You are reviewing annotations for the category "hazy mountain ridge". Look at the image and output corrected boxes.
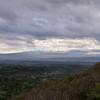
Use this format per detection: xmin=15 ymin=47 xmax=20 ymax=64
xmin=0 ymin=52 xmax=100 ymax=62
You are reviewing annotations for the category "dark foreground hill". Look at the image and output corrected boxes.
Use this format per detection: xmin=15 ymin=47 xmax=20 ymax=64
xmin=14 ymin=62 xmax=100 ymax=100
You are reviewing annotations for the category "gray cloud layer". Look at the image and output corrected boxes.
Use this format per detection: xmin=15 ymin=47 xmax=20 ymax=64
xmin=0 ymin=0 xmax=100 ymax=39
xmin=0 ymin=0 xmax=100 ymax=55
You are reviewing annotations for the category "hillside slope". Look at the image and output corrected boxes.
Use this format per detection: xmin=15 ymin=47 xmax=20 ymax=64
xmin=14 ymin=62 xmax=100 ymax=100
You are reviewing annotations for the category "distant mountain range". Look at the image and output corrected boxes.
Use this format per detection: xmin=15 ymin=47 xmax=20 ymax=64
xmin=0 ymin=51 xmax=100 ymax=63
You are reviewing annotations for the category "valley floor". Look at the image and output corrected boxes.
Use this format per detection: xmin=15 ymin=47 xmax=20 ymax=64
xmin=14 ymin=62 xmax=100 ymax=100
xmin=0 ymin=62 xmax=99 ymax=100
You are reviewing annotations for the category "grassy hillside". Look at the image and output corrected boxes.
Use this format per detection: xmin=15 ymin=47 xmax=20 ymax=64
xmin=14 ymin=62 xmax=100 ymax=100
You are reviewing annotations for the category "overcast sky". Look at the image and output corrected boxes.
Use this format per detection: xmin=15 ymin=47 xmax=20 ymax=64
xmin=0 ymin=0 xmax=100 ymax=57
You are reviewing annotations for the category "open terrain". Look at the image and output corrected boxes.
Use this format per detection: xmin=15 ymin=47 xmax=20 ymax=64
xmin=0 ymin=61 xmax=98 ymax=100
xmin=0 ymin=61 xmax=93 ymax=100
xmin=14 ymin=62 xmax=100 ymax=100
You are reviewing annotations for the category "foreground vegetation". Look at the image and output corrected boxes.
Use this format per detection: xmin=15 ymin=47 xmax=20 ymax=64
xmin=0 ymin=62 xmax=88 ymax=100
xmin=14 ymin=62 xmax=100 ymax=100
